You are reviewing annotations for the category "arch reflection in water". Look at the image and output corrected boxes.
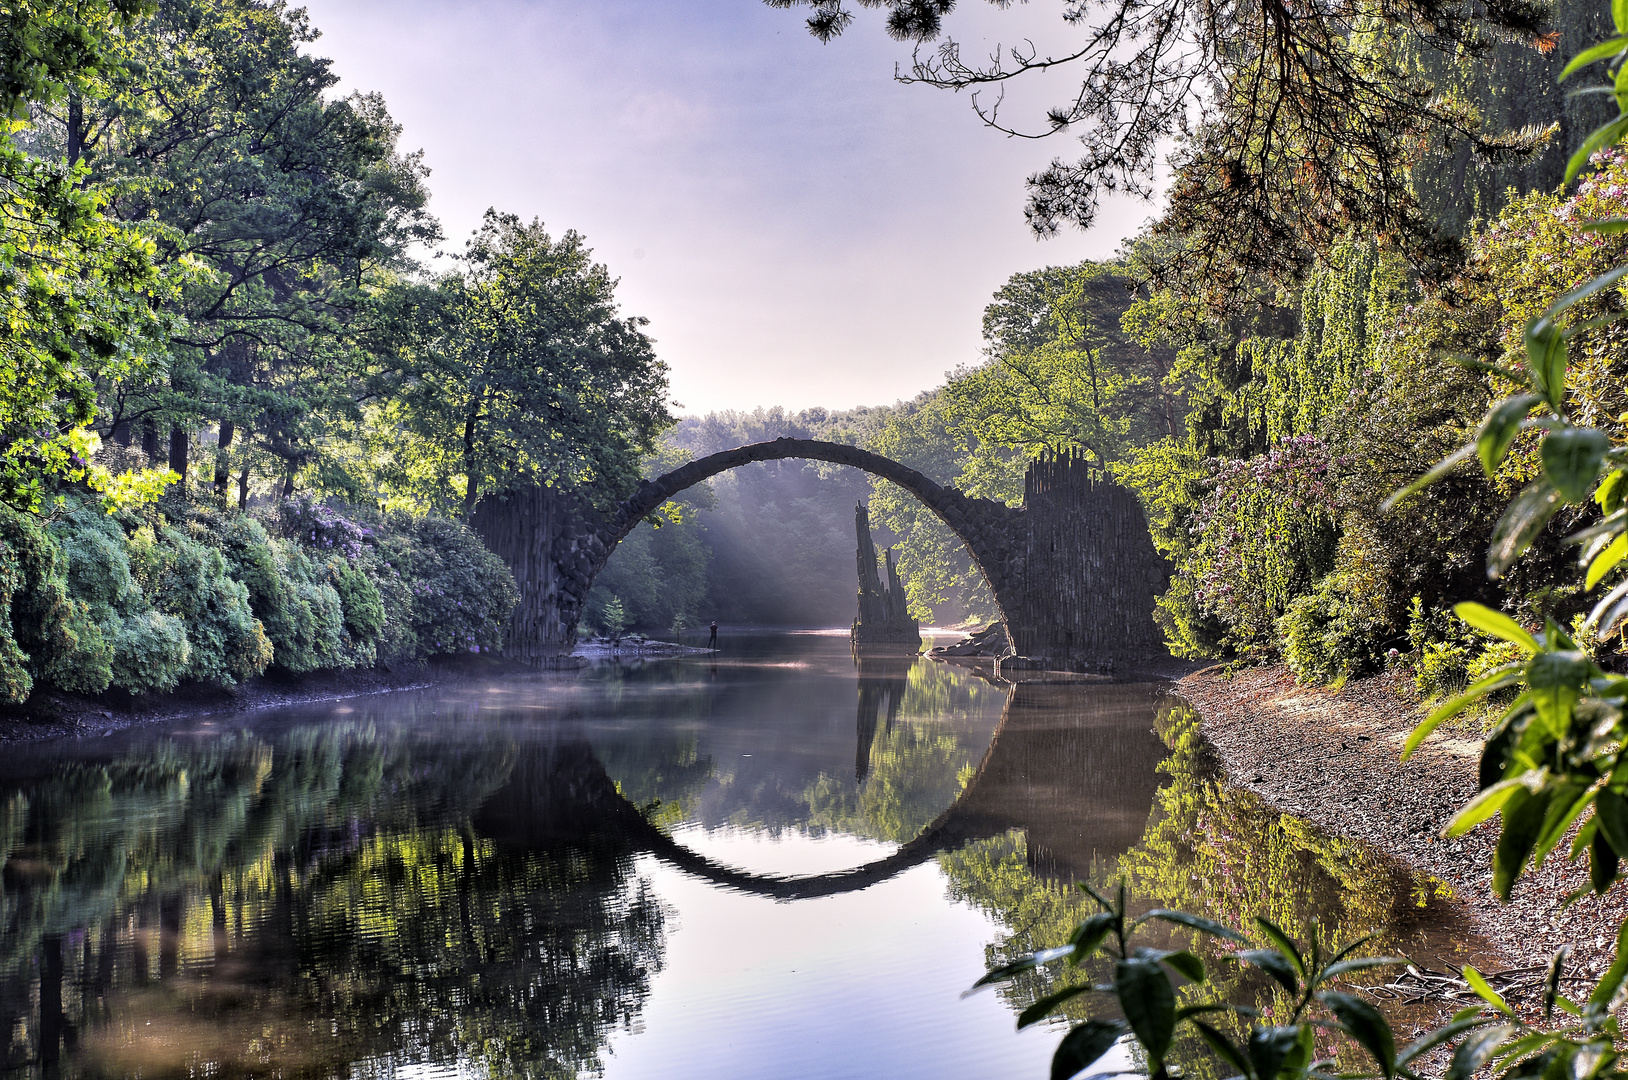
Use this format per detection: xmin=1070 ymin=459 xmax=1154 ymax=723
xmin=0 ymin=634 xmax=1488 ymax=1080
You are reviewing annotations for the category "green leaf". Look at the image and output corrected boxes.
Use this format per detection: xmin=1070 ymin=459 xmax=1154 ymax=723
xmin=1596 ymin=789 xmax=1628 ymax=858
xmin=1255 ymin=917 xmax=1306 ymax=976
xmin=1528 ymin=651 xmax=1588 ymax=736
xmin=1384 ymin=443 xmax=1476 ymax=511
xmin=1320 ymin=956 xmax=1408 ymax=983
xmin=1573 ymin=813 xmax=1600 ymax=859
xmin=1191 ymin=1020 xmax=1253 ymax=1079
xmin=1544 ymin=946 xmax=1571 ymax=1021
xmin=1051 ymin=1020 xmax=1127 ymax=1080
xmin=1527 ymin=316 xmax=1568 ymax=406
xmin=1115 ymin=958 xmax=1176 ymax=1064
xmin=1493 ymin=785 xmax=1552 ymax=900
xmin=1586 ymin=577 xmax=1628 ymax=633
xmin=1591 ymin=825 xmax=1619 ymax=894
xmin=1068 ymin=912 xmax=1118 ymax=963
xmin=1445 ymin=776 xmax=1532 ymax=837
xmin=1550 ymin=263 xmax=1628 ymax=319
xmin=1282 ymin=1024 xmax=1315 ymax=1078
xmin=1326 ymin=932 xmax=1380 ymax=965
xmin=1461 ymin=965 xmax=1515 ymax=1017
xmin=1403 ymin=667 xmax=1527 ymax=761
xmin=1532 ymin=782 xmax=1593 ymax=866
xmin=1489 ymin=481 xmax=1564 ymax=577
xmin=1559 ymin=35 xmax=1628 ymax=79
xmin=1477 ymin=394 xmax=1544 ymax=477
xmin=1238 ymin=948 xmax=1300 ymax=995
xmin=1249 ymin=1025 xmax=1304 ymax=1080
xmin=1615 ymin=0 xmax=1628 ymax=37
xmin=1480 ymin=703 xmax=1526 ymax=790
xmin=1018 ymin=984 xmax=1096 ymax=1030
xmin=1454 ymin=602 xmax=1539 ymax=650
xmin=1567 ymin=114 xmax=1628 ymax=184
xmin=1396 ymin=1018 xmax=1499 ymax=1067
xmin=1446 ymin=1024 xmax=1517 ymax=1080
xmin=1592 ymin=922 xmax=1628 ymax=1006
xmin=1586 ymin=533 xmax=1628 ymax=589
xmin=1580 ymin=218 xmax=1628 ymax=234
xmin=1320 ymin=991 xmax=1396 ymax=1078
xmin=1543 ymin=428 xmax=1613 ymax=504
xmin=968 ymin=945 xmax=1075 ymax=991
xmin=1161 ymin=950 xmax=1205 ymax=983
xmin=1597 ymin=469 xmax=1627 ymax=513
xmin=1076 ymin=880 xmax=1116 ymax=912
xmin=1136 ymin=909 xmax=1248 ymax=942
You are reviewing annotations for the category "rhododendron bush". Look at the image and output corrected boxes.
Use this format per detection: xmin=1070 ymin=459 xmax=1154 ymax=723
xmin=1167 ymin=436 xmax=1340 ymax=660
xmin=0 ymin=494 xmax=517 ymax=705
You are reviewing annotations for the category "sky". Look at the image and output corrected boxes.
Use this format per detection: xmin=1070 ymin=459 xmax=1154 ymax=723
xmin=297 ymin=0 xmax=1156 ymax=415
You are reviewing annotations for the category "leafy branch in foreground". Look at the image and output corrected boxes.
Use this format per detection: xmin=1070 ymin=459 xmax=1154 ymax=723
xmin=968 ymin=882 xmax=1412 ymax=1080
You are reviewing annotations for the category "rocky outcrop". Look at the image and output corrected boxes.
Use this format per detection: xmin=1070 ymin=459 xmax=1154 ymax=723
xmin=851 ymin=503 xmax=920 ymax=650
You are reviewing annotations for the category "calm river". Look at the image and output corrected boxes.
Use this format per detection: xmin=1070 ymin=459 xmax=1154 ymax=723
xmin=0 ymin=631 xmax=1482 ymax=1079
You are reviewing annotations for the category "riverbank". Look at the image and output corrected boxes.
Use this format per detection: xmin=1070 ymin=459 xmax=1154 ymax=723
xmin=0 ymin=656 xmax=534 ymax=743
xmin=1177 ymin=664 xmax=1628 ymax=984
xmin=0 ymin=638 xmax=713 ymax=742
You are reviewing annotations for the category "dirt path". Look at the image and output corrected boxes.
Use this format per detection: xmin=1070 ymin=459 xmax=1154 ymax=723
xmin=1178 ymin=665 xmax=1628 ymax=980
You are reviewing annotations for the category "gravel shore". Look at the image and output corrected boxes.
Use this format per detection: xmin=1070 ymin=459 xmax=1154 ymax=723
xmin=1177 ymin=664 xmax=1628 ymax=982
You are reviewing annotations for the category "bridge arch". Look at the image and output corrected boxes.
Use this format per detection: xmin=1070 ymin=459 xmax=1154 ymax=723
xmin=473 ymin=439 xmax=1025 ymax=657
xmin=471 ymin=441 xmax=1167 ymax=667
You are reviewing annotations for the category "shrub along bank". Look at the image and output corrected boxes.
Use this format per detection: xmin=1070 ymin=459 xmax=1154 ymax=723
xmin=0 ymin=494 xmax=518 ymax=705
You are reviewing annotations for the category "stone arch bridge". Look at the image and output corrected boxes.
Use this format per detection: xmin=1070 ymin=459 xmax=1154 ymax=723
xmin=471 ymin=439 xmax=1168 ymax=670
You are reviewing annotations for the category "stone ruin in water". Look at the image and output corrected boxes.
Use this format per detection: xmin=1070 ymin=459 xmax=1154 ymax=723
xmin=851 ymin=502 xmax=920 ymax=650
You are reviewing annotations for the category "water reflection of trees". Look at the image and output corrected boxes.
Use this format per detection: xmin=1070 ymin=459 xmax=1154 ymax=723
xmin=941 ymin=697 xmax=1465 ymax=1071
xmin=800 ymin=658 xmax=997 ymax=843
xmin=0 ymin=726 xmax=666 ymax=1079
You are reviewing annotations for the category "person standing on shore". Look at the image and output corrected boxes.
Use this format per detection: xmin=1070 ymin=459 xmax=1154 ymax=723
xmin=708 ymin=621 xmax=719 ymax=649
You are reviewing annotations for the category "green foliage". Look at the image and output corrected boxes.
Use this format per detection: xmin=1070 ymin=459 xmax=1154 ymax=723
xmin=1279 ymin=573 xmax=1389 ymax=685
xmin=0 ymin=491 xmax=513 ymax=699
xmin=108 ymin=610 xmax=189 ymax=695
xmin=370 ymin=511 xmax=517 ymax=658
xmin=867 ymin=392 xmax=1000 ymax=624
xmin=970 ymin=881 xmax=1409 ymax=1080
xmin=370 ymin=211 xmax=671 ymax=518
xmin=600 ymin=595 xmax=627 ymax=638
xmin=69 ymin=0 xmax=437 ymax=496
xmin=127 ymin=523 xmax=271 ymax=685
xmin=1174 ymin=438 xmax=1340 ymax=660
xmin=948 ymin=261 xmax=1181 ymax=471
xmin=0 ymin=0 xmax=177 ymax=513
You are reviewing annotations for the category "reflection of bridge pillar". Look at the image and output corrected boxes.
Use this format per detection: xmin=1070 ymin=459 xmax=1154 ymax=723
xmin=854 ymin=657 xmax=912 ymax=782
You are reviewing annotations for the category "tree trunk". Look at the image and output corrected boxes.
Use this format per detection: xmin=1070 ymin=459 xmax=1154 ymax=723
xmin=112 ymin=420 xmax=131 ymax=447
xmin=141 ymin=418 xmax=159 ymax=460
xmin=66 ymin=93 xmax=83 ymax=169
xmin=168 ymin=426 xmax=189 ymax=490
xmin=237 ymin=468 xmax=250 ymax=510
xmin=470 ymin=485 xmax=589 ymax=659
xmin=214 ymin=420 xmax=234 ymax=499
xmin=39 ymin=933 xmax=67 ymax=1071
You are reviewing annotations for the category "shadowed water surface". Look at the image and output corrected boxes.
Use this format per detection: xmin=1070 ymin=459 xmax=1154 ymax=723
xmin=0 ymin=632 xmax=1487 ymax=1079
